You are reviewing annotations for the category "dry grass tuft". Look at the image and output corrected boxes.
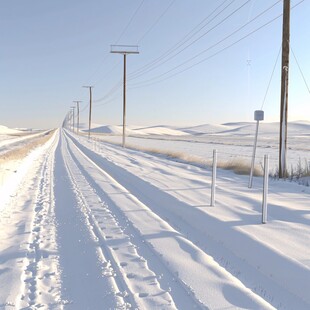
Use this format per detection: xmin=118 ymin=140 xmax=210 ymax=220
xmin=97 ymin=138 xmax=263 ymax=176
xmin=0 ymin=130 xmax=56 ymax=164
xmin=218 ymin=158 xmax=262 ymax=176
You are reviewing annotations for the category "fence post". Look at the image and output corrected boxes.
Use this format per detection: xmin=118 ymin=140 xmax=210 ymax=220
xmin=262 ymin=154 xmax=269 ymax=224
xmin=211 ymin=149 xmax=217 ymax=207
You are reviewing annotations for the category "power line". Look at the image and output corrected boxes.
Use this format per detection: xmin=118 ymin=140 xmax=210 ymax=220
xmin=79 ymin=1 xmax=145 ymax=91
xmin=76 ymin=0 xmax=242 ymax=110
xmin=114 ymin=0 xmax=145 ymax=44
xmin=93 ymin=80 xmax=123 ymax=103
xmin=130 ymin=0 xmax=282 ymax=84
xmin=84 ymin=52 xmax=111 ymax=86
xmin=92 ymin=59 xmax=122 ymax=87
xmin=136 ymin=0 xmax=176 ymax=44
xmin=95 ymin=95 xmax=120 ymax=107
xmin=128 ymin=0 xmax=238 ymax=79
xmin=128 ymin=1 xmax=285 ymax=88
xmin=291 ymin=45 xmax=310 ymax=94
xmin=261 ymin=45 xmax=282 ymax=110
xmin=79 ymin=102 xmax=89 ymax=114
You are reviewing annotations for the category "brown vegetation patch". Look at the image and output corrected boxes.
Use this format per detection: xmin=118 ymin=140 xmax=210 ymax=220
xmin=0 ymin=130 xmax=56 ymax=164
xmin=218 ymin=158 xmax=262 ymax=176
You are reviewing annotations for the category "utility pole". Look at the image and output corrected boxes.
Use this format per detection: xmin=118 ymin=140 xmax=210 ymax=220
xmin=73 ymin=100 xmax=82 ymax=135
xmin=83 ymin=86 xmax=93 ymax=139
xmin=279 ymin=0 xmax=290 ymax=178
xmin=111 ymin=45 xmax=139 ymax=148
xmin=70 ymin=106 xmax=75 ymax=133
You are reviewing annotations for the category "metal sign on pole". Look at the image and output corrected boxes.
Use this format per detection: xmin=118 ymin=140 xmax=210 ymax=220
xmin=249 ymin=110 xmax=264 ymax=188
xmin=110 ymin=45 xmax=139 ymax=148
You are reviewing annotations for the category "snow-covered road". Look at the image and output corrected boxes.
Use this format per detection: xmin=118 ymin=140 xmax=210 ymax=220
xmin=0 ymin=129 xmax=309 ymax=309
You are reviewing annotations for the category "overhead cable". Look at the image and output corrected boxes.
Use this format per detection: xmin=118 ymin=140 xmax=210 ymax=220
xmin=128 ymin=0 xmax=238 ymax=79
xmin=128 ymin=0 xmax=286 ymax=88
xmin=115 ymin=0 xmax=145 ymax=44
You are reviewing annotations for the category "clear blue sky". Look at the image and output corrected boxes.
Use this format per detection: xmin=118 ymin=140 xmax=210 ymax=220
xmin=1 ymin=0 xmax=309 ymax=129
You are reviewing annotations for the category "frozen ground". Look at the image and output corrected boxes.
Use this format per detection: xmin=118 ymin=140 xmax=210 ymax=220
xmin=0 ymin=124 xmax=309 ymax=309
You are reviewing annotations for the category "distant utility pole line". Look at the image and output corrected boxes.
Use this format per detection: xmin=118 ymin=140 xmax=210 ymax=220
xmin=83 ymin=86 xmax=94 ymax=139
xmin=73 ymin=100 xmax=82 ymax=135
xmin=111 ymin=45 xmax=139 ymax=148
xmin=279 ymin=0 xmax=290 ymax=178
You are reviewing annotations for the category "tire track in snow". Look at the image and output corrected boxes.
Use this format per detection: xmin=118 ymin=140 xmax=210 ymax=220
xmin=78 ymin=134 xmax=310 ymax=309
xmin=61 ymin=135 xmax=135 ymax=309
xmin=62 ymin=132 xmax=180 ymax=309
xmin=63 ymin=130 xmax=275 ymax=310
xmin=54 ymin=134 xmax=124 ymax=309
xmin=16 ymin=131 xmax=62 ymax=309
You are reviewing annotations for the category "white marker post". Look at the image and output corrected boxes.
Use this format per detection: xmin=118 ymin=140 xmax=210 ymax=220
xmin=211 ymin=149 xmax=217 ymax=207
xmin=249 ymin=110 xmax=264 ymax=188
xmin=262 ymin=154 xmax=269 ymax=224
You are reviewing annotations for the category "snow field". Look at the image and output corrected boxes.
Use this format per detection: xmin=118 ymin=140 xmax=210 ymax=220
xmin=67 ymin=132 xmax=277 ymax=309
xmin=0 ymin=130 xmax=56 ymax=206
xmin=1 ymin=125 xmax=309 ymax=309
xmin=70 ymin=130 xmax=309 ymax=309
xmin=0 ymin=130 xmax=61 ymax=308
xmin=0 ymin=129 xmax=53 ymax=156
xmin=91 ymin=121 xmax=310 ymax=176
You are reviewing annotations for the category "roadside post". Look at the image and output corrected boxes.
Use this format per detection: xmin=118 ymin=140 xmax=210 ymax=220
xmin=262 ymin=154 xmax=269 ymax=224
xmin=211 ymin=149 xmax=217 ymax=207
xmin=249 ymin=110 xmax=264 ymax=188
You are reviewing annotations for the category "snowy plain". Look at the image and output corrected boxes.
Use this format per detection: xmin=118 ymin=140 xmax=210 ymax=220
xmin=0 ymin=122 xmax=309 ymax=309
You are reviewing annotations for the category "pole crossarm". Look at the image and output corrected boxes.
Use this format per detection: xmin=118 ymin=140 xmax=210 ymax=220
xmin=110 ymin=45 xmax=139 ymax=54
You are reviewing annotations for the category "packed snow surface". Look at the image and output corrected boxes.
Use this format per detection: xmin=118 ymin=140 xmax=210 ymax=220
xmin=0 ymin=124 xmax=309 ymax=309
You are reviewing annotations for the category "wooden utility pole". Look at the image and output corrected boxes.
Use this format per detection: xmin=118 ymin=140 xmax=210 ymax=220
xmin=83 ymin=86 xmax=93 ymax=139
xmin=279 ymin=0 xmax=290 ymax=178
xmin=111 ymin=45 xmax=139 ymax=148
xmin=73 ymin=101 xmax=82 ymax=135
xmin=123 ymin=53 xmax=127 ymax=148
xmin=70 ymin=106 xmax=75 ymax=133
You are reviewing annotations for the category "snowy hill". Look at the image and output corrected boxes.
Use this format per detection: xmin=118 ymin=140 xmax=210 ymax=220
xmin=0 ymin=125 xmax=23 ymax=135
xmin=181 ymin=121 xmax=310 ymax=137
xmin=82 ymin=124 xmax=189 ymax=136
xmin=84 ymin=120 xmax=310 ymax=138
